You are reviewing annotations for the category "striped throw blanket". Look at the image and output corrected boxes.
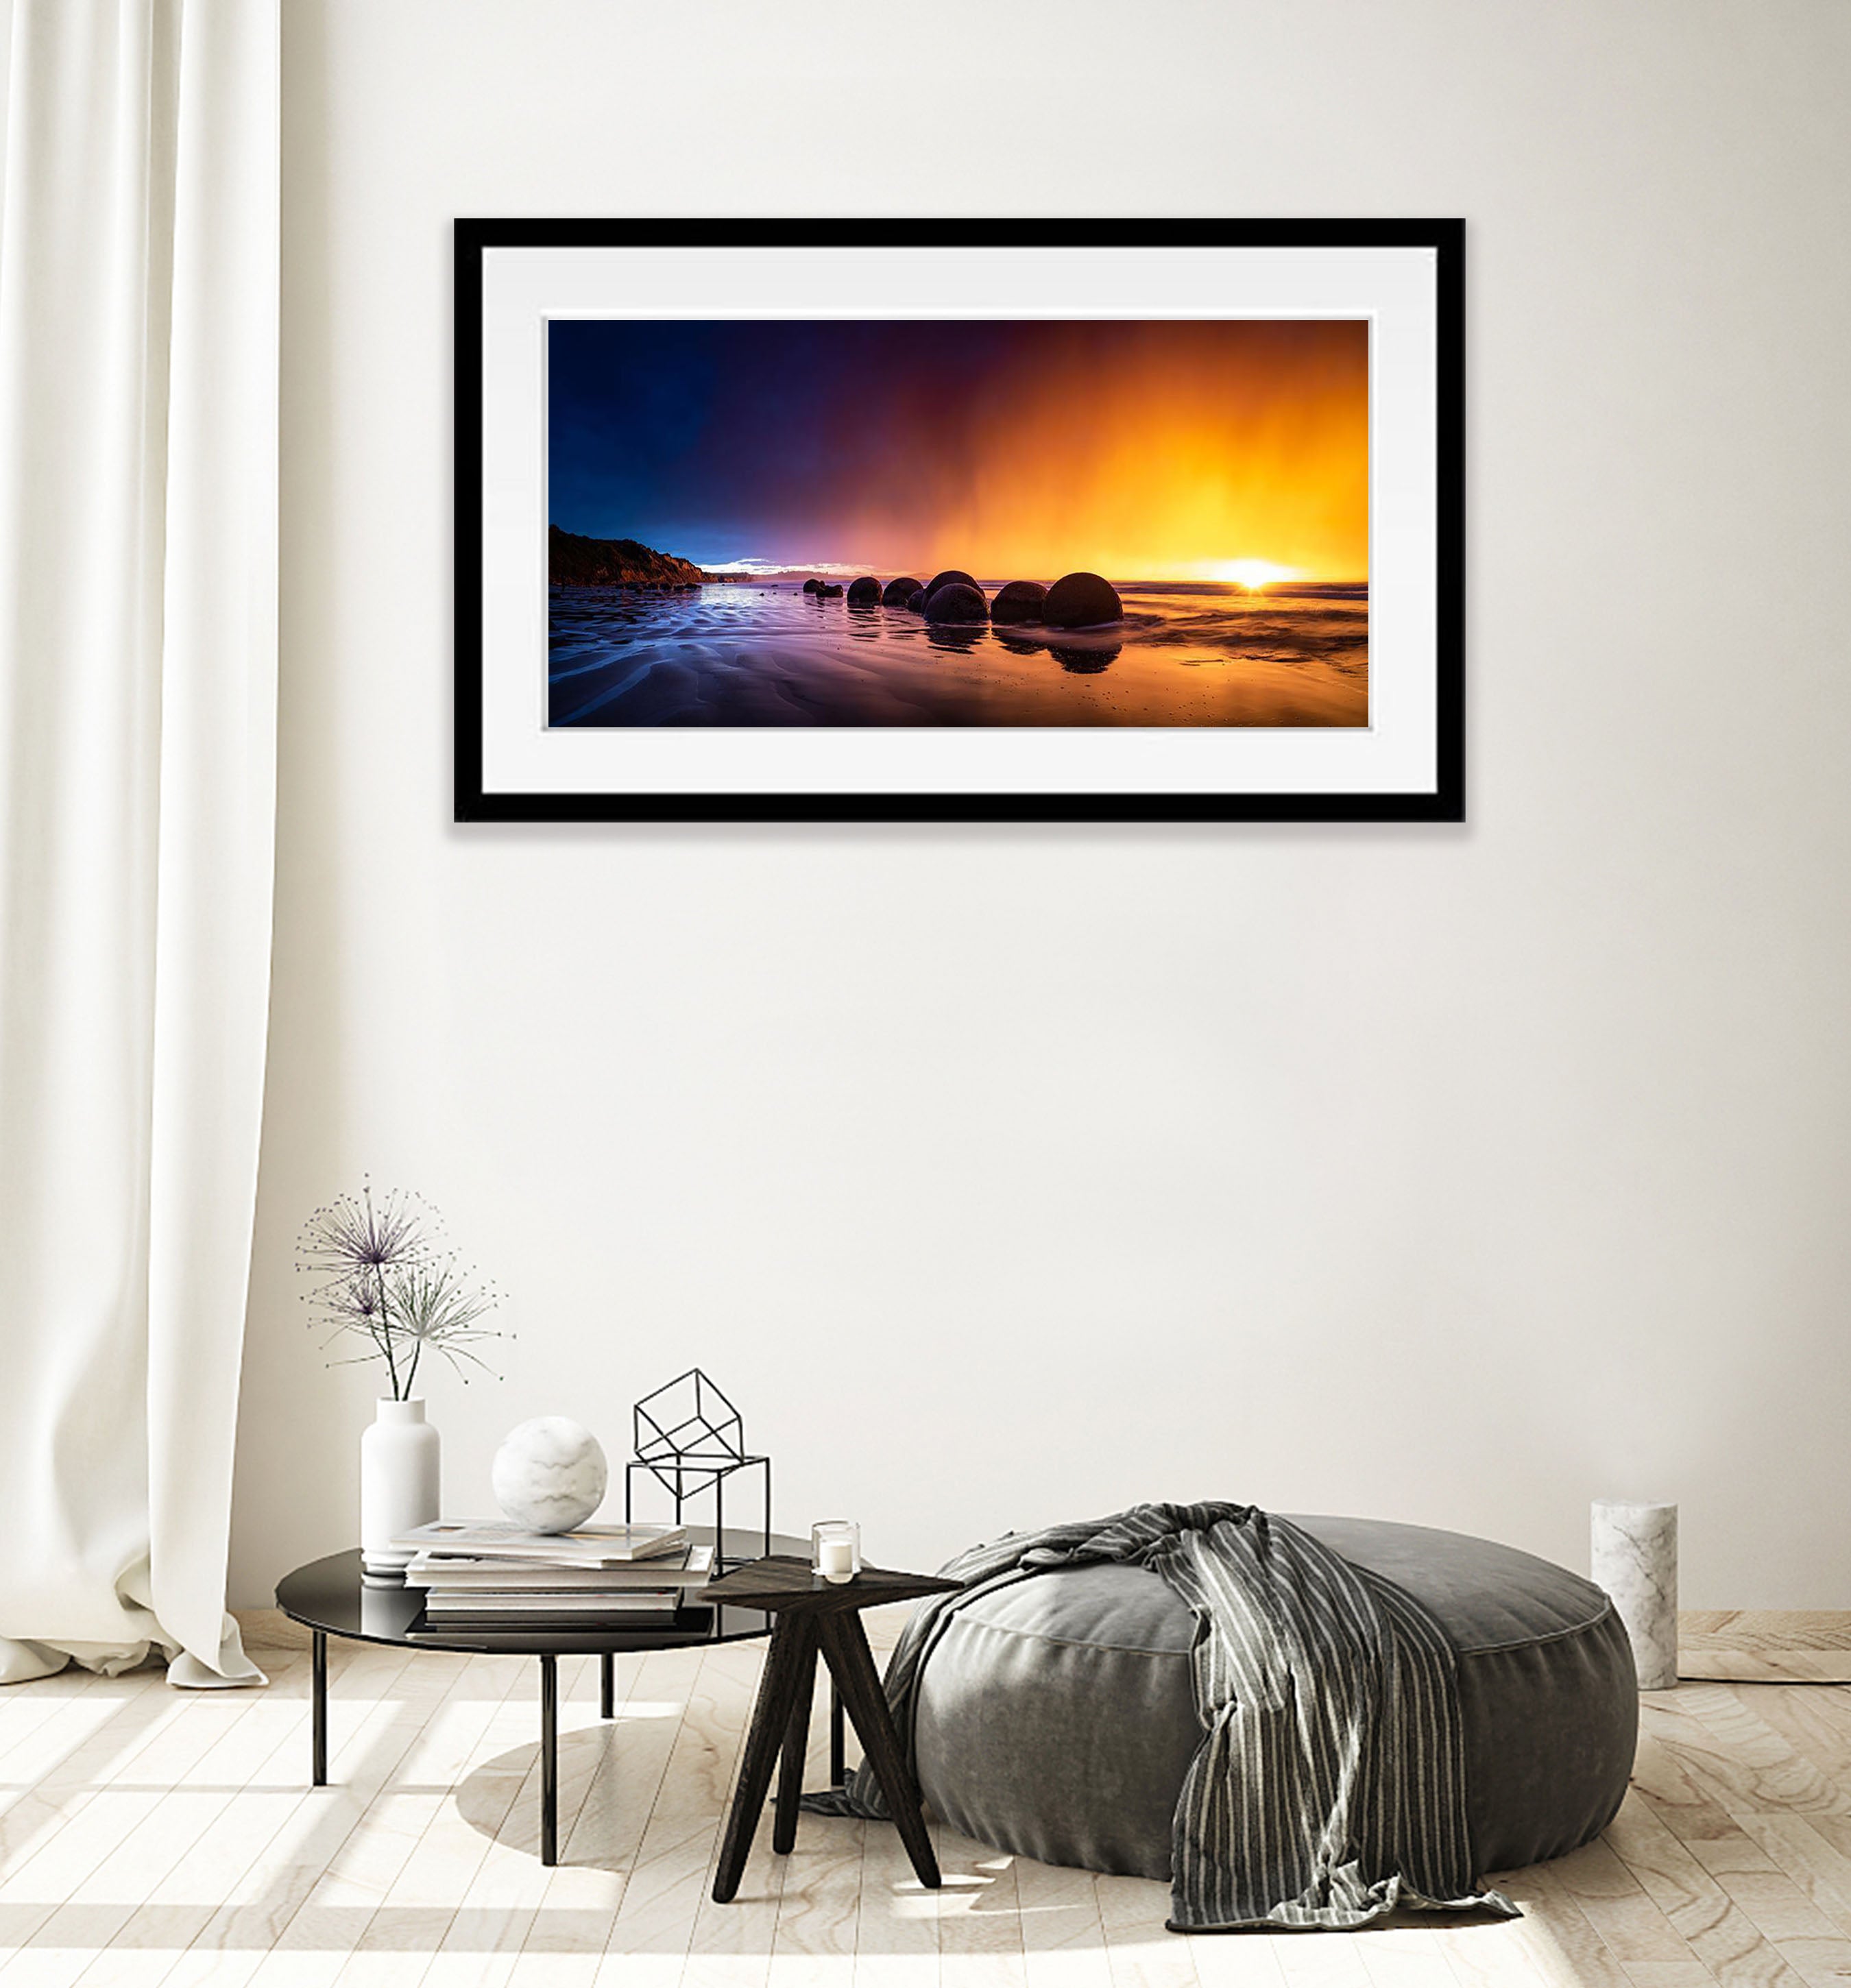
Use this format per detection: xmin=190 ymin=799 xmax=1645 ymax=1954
xmin=814 ymin=1503 xmax=1519 ymax=1932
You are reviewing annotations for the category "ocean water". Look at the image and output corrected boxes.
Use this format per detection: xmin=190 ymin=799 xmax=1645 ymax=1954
xmin=547 ymin=580 xmax=1368 ymax=729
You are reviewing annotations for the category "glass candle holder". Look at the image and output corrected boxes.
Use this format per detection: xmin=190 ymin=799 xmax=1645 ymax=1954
xmin=812 ymin=1519 xmax=860 ymax=1585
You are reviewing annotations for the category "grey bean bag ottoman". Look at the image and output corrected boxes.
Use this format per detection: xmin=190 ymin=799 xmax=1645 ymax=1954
xmin=912 ymin=1514 xmax=1636 ymax=1881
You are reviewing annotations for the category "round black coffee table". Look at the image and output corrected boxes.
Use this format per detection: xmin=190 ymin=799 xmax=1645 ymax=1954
xmin=276 ymin=1526 xmax=812 ymax=1864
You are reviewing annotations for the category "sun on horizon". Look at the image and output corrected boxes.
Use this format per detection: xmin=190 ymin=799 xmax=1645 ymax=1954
xmin=1198 ymin=559 xmax=1305 ymax=590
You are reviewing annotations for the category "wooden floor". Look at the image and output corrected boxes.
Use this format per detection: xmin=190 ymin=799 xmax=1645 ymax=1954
xmin=7 ymin=1615 xmax=1851 ymax=1988
xmin=1679 ymin=1617 xmax=1851 ymax=1685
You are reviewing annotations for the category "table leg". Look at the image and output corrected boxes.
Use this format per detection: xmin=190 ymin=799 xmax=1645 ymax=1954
xmin=540 ymin=1653 xmax=559 ymax=1866
xmin=311 ymin=1631 xmax=327 ymax=1787
xmin=819 ymin=1613 xmax=940 ymax=1890
xmin=601 ymin=1651 xmax=614 ymax=1721
xmin=830 ymin=1677 xmax=845 ymax=1789
xmin=773 ymin=1619 xmax=819 ymax=1854
xmin=712 ymin=1619 xmax=812 ymax=1903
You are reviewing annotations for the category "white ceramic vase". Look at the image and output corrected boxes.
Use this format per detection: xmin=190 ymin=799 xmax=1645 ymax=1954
xmin=360 ymin=1398 xmax=440 ymax=1575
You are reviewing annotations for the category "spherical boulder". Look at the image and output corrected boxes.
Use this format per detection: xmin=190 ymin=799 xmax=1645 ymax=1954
xmin=847 ymin=576 xmax=882 ymax=605
xmin=924 ymin=569 xmax=978 ymax=601
xmin=1043 ymin=572 xmax=1122 ymax=628
xmin=491 ymin=1417 xmax=608 ymax=1534
xmin=801 ymin=577 xmax=820 ymax=594
xmin=924 ymin=583 xmax=989 ymax=625
xmin=882 ymin=576 xmax=923 ymax=608
xmin=906 ymin=589 xmax=927 ymax=614
xmin=991 ymin=579 xmax=1048 ymax=625
xmin=816 ymin=582 xmax=843 ymax=598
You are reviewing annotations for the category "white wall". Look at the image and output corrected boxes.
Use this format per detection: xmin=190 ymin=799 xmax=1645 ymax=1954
xmin=231 ymin=0 xmax=1851 ymax=1610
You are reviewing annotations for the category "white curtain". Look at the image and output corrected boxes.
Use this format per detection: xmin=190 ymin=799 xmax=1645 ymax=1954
xmin=0 ymin=0 xmax=278 ymax=1686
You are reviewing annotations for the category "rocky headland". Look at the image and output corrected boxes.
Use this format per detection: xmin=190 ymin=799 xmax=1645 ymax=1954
xmin=550 ymin=527 xmax=727 ymax=587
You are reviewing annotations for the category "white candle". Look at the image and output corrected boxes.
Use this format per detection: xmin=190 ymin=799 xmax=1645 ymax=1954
xmin=818 ymin=1538 xmax=855 ymax=1582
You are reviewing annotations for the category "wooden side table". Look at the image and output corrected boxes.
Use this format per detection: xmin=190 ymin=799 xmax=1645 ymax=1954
xmin=702 ymin=1555 xmax=960 ymax=1904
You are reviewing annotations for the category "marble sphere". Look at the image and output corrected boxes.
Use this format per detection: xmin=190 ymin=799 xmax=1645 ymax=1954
xmin=492 ymin=1417 xmax=608 ymax=1533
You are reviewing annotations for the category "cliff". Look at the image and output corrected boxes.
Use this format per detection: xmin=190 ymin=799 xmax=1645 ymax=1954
xmin=549 ymin=526 xmax=710 ymax=587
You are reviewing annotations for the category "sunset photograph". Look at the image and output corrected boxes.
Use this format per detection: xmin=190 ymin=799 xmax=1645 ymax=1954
xmin=546 ymin=316 xmax=1370 ymax=729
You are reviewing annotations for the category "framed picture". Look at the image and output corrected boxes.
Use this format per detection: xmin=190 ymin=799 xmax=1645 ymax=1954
xmin=455 ymin=220 xmax=1463 ymax=824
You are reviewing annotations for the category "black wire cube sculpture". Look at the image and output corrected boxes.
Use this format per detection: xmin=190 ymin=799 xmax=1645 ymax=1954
xmin=625 ymin=1369 xmax=771 ymax=1571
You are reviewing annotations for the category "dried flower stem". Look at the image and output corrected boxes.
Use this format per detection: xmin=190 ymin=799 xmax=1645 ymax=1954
xmin=296 ymin=1182 xmax=506 ymax=1398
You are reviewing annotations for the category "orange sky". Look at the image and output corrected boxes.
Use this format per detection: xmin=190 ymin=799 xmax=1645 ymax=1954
xmin=906 ymin=321 xmax=1369 ymax=583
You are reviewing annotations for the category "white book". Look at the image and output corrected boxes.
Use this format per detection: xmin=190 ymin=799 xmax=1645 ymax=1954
xmin=392 ymin=1518 xmax=691 ymax=1566
xmin=406 ymin=1545 xmax=713 ymax=1590
xmin=422 ymin=1590 xmax=684 ymax=1614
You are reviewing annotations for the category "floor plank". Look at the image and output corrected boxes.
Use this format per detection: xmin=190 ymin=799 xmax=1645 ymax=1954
xmin=14 ymin=1625 xmax=1851 ymax=1988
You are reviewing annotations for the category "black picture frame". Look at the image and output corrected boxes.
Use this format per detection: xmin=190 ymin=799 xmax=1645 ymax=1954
xmin=455 ymin=219 xmax=1464 ymax=825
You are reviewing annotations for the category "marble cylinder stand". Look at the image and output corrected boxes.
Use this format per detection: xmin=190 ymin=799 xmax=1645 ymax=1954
xmin=1592 ymin=1499 xmax=1678 ymax=1690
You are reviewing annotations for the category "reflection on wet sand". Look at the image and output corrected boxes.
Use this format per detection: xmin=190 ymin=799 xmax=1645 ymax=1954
xmin=1053 ymin=646 xmax=1119 ymax=675
xmin=926 ymin=625 xmax=986 ymax=655
xmin=549 ymin=579 xmax=1366 ymax=729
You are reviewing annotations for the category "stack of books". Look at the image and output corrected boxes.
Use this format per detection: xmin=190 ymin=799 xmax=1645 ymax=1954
xmin=394 ymin=1519 xmax=712 ymax=1627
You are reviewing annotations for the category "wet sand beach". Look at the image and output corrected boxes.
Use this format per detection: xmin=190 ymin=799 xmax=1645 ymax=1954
xmin=548 ymin=580 xmax=1367 ymax=729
